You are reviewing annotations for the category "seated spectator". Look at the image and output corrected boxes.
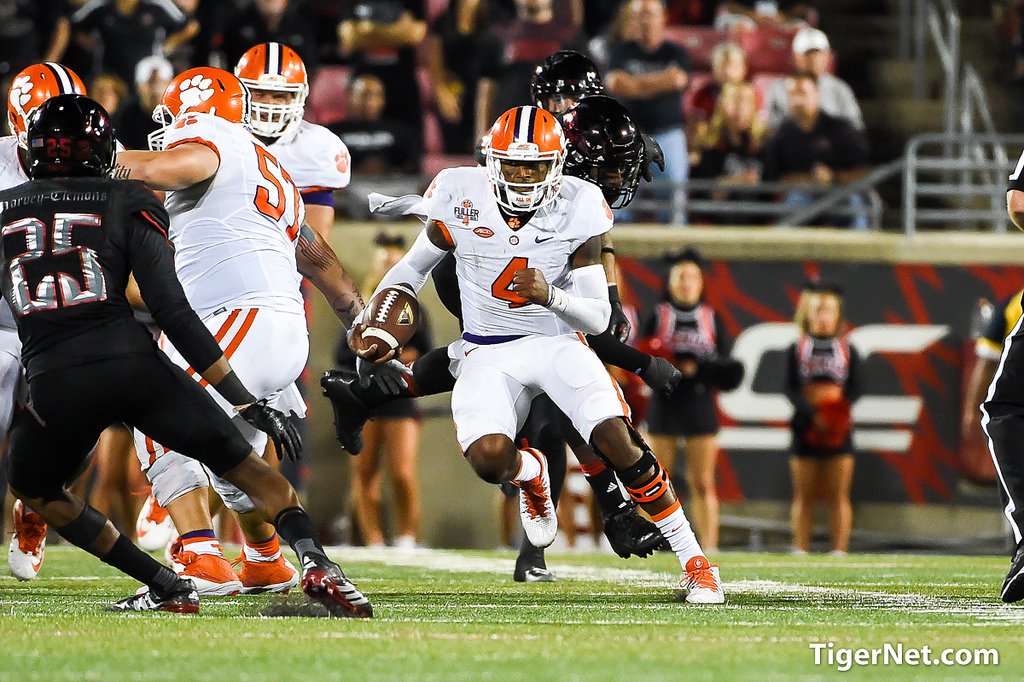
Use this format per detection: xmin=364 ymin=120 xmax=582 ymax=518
xmin=426 ymin=0 xmax=490 ymax=154
xmin=692 ymin=82 xmax=765 ymax=181
xmin=765 ymin=27 xmax=863 ymax=130
xmin=714 ymin=1 xmax=817 ymax=32
xmin=690 ymin=42 xmax=752 ymax=125
xmin=163 ymin=0 xmax=210 ymax=71
xmin=330 ymin=74 xmax=421 ymax=175
xmin=89 ymin=73 xmax=128 ymax=119
xmin=71 ymin=0 xmax=190 ymax=84
xmin=222 ymin=0 xmax=318 ymax=70
xmin=761 ymin=73 xmax=870 ymax=228
xmin=113 ymin=56 xmax=174 ymax=151
xmin=588 ymin=0 xmax=642 ymax=71
xmin=475 ymin=0 xmax=583 ymax=142
xmin=606 ymin=0 xmax=691 ymax=221
xmin=338 ymin=1 xmax=427 ymax=141
xmin=336 ymin=232 xmax=431 ymax=550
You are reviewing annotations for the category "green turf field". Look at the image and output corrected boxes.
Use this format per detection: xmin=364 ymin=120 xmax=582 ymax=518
xmin=1 ymin=546 xmax=1021 ymax=681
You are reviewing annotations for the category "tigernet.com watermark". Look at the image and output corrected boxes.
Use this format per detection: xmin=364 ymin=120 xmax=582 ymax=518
xmin=810 ymin=641 xmax=999 ymax=672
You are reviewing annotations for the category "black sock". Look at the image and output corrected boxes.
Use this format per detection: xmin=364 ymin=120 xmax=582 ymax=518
xmin=585 ymin=465 xmax=631 ymax=517
xmin=102 ymin=535 xmax=181 ymax=598
xmin=274 ymin=506 xmax=328 ymax=567
xmin=586 ymin=328 xmax=653 ymax=376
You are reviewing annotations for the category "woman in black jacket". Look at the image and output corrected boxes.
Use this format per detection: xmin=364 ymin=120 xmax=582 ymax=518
xmin=784 ymin=283 xmax=862 ymax=555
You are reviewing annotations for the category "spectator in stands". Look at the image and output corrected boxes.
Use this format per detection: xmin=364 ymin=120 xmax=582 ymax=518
xmin=689 ymin=42 xmax=751 ymax=131
xmin=606 ymin=0 xmax=692 ymax=221
xmin=587 ymin=0 xmax=642 ymax=71
xmin=71 ymin=0 xmax=191 ymax=84
xmin=784 ymin=283 xmax=861 ymax=555
xmin=163 ymin=0 xmax=212 ymax=71
xmin=337 ymin=232 xmax=432 ymax=549
xmin=113 ymin=55 xmax=174 ymax=151
xmin=690 ymin=82 xmax=766 ymax=223
xmin=330 ymin=74 xmax=421 ymax=175
xmin=475 ymin=0 xmax=583 ymax=142
xmin=426 ymin=0 xmax=491 ymax=154
xmin=0 ymin=2 xmax=75 ymax=95
xmin=714 ymin=1 xmax=818 ymax=32
xmin=765 ymin=27 xmax=864 ymax=131
xmin=338 ymin=1 xmax=427 ymax=142
xmin=89 ymin=73 xmax=128 ymax=120
xmin=222 ymin=0 xmax=318 ymax=70
xmin=761 ymin=73 xmax=869 ymax=228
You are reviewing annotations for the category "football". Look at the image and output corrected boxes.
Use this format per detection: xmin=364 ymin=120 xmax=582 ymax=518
xmin=360 ymin=285 xmax=420 ymax=360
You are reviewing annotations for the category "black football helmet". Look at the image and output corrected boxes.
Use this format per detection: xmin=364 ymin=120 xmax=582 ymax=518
xmin=531 ymin=50 xmax=604 ymax=115
xmin=26 ymin=94 xmax=115 ymax=179
xmin=561 ymin=95 xmax=643 ymax=209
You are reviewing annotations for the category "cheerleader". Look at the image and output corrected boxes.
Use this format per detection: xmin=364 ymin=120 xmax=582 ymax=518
xmin=641 ymin=248 xmax=743 ymax=552
xmin=784 ymin=283 xmax=862 ymax=555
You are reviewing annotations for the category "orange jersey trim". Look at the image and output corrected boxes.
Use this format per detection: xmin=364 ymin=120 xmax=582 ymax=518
xmin=432 ymin=219 xmax=455 ymax=248
xmin=165 ymin=137 xmax=221 ymax=163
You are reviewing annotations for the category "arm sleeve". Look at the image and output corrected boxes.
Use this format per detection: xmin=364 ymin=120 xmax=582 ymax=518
xmin=844 ymin=346 xmax=864 ymax=403
xmin=125 ymin=204 xmax=224 ymax=374
xmin=545 ymin=264 xmax=611 ymax=335
xmin=369 ymin=228 xmax=449 ymax=302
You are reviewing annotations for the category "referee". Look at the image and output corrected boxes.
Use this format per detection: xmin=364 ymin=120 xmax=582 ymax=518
xmin=980 ymin=162 xmax=1024 ymax=601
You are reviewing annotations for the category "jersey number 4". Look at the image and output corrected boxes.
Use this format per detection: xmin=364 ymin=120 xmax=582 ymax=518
xmin=253 ymin=144 xmax=301 ymax=240
xmin=2 ymin=213 xmax=107 ymax=315
xmin=491 ymin=257 xmax=530 ymax=308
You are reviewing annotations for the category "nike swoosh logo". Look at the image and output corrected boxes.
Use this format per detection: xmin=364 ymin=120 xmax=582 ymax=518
xmin=535 ymin=236 xmax=553 ymax=243
xmin=465 ymin=347 xmax=477 ymax=356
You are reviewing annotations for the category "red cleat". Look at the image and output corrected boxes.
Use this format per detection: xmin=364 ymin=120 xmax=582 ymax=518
xmin=301 ymin=562 xmax=373 ymax=618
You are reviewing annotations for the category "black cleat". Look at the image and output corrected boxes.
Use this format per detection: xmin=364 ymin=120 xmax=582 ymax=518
xmin=643 ymin=357 xmax=682 ymax=399
xmin=320 ymin=370 xmax=369 ymax=455
xmin=603 ymin=506 xmax=666 ymax=559
xmin=110 ymin=580 xmax=199 ymax=614
xmin=1001 ymin=543 xmax=1024 ymax=603
xmin=513 ymin=543 xmax=556 ymax=583
xmin=301 ymin=560 xmax=373 ymax=618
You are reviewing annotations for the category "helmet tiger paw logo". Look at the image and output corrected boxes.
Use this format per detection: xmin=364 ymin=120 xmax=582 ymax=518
xmin=9 ymin=76 xmax=34 ymax=119
xmin=177 ymin=75 xmax=215 ymax=112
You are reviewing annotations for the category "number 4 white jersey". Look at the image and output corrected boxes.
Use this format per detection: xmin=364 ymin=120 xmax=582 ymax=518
xmin=422 ymin=166 xmax=613 ymax=339
xmin=162 ymin=113 xmax=304 ymax=318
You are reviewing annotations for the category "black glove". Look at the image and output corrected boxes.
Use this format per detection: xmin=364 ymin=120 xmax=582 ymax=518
xmin=639 ymin=131 xmax=665 ymax=183
xmin=642 ymin=357 xmax=682 ymax=399
xmin=239 ymin=399 xmax=303 ymax=461
xmin=607 ymin=284 xmax=631 ymax=342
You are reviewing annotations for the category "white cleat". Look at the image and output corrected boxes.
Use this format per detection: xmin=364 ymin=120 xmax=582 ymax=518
xmin=680 ymin=556 xmax=725 ymax=604
xmin=512 ymin=448 xmax=557 ymax=549
xmin=136 ymin=494 xmax=176 ymax=552
xmin=8 ymin=500 xmax=46 ymax=581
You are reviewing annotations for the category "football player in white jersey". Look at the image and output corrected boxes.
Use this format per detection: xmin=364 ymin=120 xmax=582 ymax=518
xmin=356 ymin=106 xmax=724 ymax=603
xmin=114 ymin=67 xmax=379 ymax=610
xmin=3 ymin=62 xmax=88 ymax=581
xmin=133 ymin=42 xmax=352 ymax=554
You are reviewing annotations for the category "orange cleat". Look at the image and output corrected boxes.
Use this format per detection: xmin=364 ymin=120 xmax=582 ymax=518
xmin=235 ymin=554 xmax=300 ymax=594
xmin=680 ymin=555 xmax=725 ymax=604
xmin=168 ymin=540 xmax=242 ymax=596
xmin=8 ymin=500 xmax=46 ymax=581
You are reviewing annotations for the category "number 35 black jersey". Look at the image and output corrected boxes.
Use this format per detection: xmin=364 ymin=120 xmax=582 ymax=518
xmin=0 ymin=177 xmax=224 ymax=380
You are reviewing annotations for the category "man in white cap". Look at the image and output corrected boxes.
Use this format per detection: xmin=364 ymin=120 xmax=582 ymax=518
xmin=765 ymin=27 xmax=863 ymax=131
xmin=113 ymin=55 xmax=175 ymax=150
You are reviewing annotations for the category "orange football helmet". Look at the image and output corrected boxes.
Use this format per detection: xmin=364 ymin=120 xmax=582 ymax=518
xmin=234 ymin=42 xmax=308 ymax=138
xmin=486 ymin=106 xmax=566 ymax=212
xmin=7 ymin=62 xmax=86 ymax=149
xmin=149 ymin=67 xmax=251 ymax=150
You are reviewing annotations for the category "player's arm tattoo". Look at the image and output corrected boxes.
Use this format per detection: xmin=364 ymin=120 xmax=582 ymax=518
xmin=295 ymin=223 xmax=364 ymax=328
xmin=569 ymin=236 xmax=602 ymax=269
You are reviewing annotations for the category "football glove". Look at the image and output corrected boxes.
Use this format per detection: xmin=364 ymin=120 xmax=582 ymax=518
xmin=239 ymin=399 xmax=303 ymax=461
xmin=639 ymin=131 xmax=666 ymax=183
xmin=356 ymin=356 xmax=412 ymax=396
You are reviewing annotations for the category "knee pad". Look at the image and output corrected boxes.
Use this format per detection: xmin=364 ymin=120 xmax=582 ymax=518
xmin=210 ymin=472 xmax=257 ymax=514
xmin=58 ymin=505 xmax=107 ymax=549
xmin=619 ymin=450 xmax=671 ymax=506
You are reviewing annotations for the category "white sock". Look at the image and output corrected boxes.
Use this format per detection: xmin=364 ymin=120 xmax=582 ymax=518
xmin=653 ymin=502 xmax=705 ymax=568
xmin=243 ymin=537 xmax=283 ymax=563
xmin=181 ymin=538 xmax=223 ymax=557
xmin=512 ymin=449 xmax=543 ymax=483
